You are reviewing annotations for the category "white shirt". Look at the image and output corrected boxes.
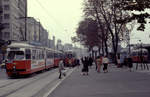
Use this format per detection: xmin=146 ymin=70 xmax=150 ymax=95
xmin=103 ymin=57 xmax=109 ymax=64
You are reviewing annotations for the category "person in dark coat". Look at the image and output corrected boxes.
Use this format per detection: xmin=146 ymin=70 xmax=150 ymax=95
xmin=128 ymin=57 xmax=133 ymax=72
xmin=81 ymin=57 xmax=89 ymax=75
xmin=89 ymin=57 xmax=93 ymax=68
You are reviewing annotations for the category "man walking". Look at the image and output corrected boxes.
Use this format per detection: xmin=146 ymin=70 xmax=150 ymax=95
xmin=59 ymin=59 xmax=66 ymax=79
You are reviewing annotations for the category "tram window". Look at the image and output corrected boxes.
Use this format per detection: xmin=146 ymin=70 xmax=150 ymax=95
xmin=7 ymin=51 xmax=24 ymax=60
xmin=39 ymin=50 xmax=44 ymax=59
xmin=42 ymin=50 xmax=44 ymax=59
xmin=54 ymin=53 xmax=58 ymax=58
xmin=7 ymin=51 xmax=15 ymax=60
xmin=25 ymin=49 xmax=31 ymax=59
xmin=32 ymin=50 xmax=36 ymax=59
xmin=68 ymin=54 xmax=72 ymax=58
xmin=39 ymin=51 xmax=42 ymax=59
xmin=36 ymin=50 xmax=39 ymax=60
xmin=46 ymin=51 xmax=49 ymax=58
xmin=46 ymin=52 xmax=53 ymax=58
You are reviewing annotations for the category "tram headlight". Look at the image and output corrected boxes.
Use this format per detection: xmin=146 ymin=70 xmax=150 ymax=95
xmin=13 ymin=66 xmax=16 ymax=69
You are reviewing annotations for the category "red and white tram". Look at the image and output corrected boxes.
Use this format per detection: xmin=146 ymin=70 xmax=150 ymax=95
xmin=64 ymin=50 xmax=76 ymax=67
xmin=131 ymin=48 xmax=148 ymax=63
xmin=53 ymin=50 xmax=64 ymax=67
xmin=45 ymin=48 xmax=55 ymax=69
xmin=5 ymin=42 xmax=63 ymax=77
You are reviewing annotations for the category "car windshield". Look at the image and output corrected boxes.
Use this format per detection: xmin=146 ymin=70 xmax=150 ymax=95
xmin=7 ymin=51 xmax=24 ymax=60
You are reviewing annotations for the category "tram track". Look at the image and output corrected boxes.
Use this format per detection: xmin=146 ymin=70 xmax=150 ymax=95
xmin=0 ymin=68 xmax=58 ymax=97
xmin=32 ymin=68 xmax=75 ymax=97
xmin=0 ymin=79 xmax=21 ymax=88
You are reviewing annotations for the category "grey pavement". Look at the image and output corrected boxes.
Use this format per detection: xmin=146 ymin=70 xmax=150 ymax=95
xmin=0 ymin=68 xmax=7 ymax=79
xmin=48 ymin=64 xmax=150 ymax=97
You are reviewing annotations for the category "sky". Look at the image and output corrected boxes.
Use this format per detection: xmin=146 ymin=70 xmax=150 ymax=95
xmin=28 ymin=0 xmax=150 ymax=46
xmin=28 ymin=0 xmax=83 ymax=44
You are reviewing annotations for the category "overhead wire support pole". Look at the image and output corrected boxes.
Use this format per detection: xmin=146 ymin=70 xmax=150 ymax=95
xmin=24 ymin=0 xmax=27 ymax=41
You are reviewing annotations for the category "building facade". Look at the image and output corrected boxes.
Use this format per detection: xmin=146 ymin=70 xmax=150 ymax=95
xmin=25 ymin=17 xmax=49 ymax=47
xmin=0 ymin=0 xmax=27 ymax=41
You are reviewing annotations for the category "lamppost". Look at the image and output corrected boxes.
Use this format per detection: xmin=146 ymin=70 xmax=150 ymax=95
xmin=139 ymin=40 xmax=142 ymax=62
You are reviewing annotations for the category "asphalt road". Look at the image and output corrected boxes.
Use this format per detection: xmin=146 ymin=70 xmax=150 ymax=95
xmin=48 ymin=64 xmax=150 ymax=97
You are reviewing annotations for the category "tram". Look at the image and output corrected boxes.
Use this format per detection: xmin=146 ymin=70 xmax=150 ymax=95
xmin=53 ymin=50 xmax=64 ymax=67
xmin=64 ymin=50 xmax=76 ymax=67
xmin=5 ymin=42 xmax=63 ymax=77
xmin=131 ymin=48 xmax=148 ymax=63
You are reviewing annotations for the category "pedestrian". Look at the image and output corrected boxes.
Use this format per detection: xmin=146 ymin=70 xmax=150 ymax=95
xmin=103 ymin=55 xmax=109 ymax=73
xmin=117 ymin=58 xmax=121 ymax=68
xmin=89 ymin=56 xmax=93 ymax=68
xmin=81 ymin=57 xmax=89 ymax=75
xmin=127 ymin=57 xmax=133 ymax=72
xmin=68 ymin=59 xmax=72 ymax=68
xmin=116 ymin=55 xmax=121 ymax=68
xmin=76 ymin=58 xmax=80 ymax=68
xmin=58 ymin=59 xmax=66 ymax=79
xmin=96 ymin=56 xmax=103 ymax=73
xmin=123 ymin=57 xmax=128 ymax=67
xmin=95 ymin=57 xmax=98 ymax=71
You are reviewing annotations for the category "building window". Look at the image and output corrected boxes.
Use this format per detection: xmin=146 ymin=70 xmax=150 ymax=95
xmin=0 ymin=6 xmax=3 ymax=13
xmin=4 ymin=32 xmax=10 ymax=38
xmin=0 ymin=32 xmax=3 ymax=39
xmin=0 ymin=16 xmax=2 ymax=22
xmin=4 ymin=5 xmax=10 ymax=10
xmin=3 ymin=23 xmax=10 ymax=28
xmin=4 ymin=14 xmax=10 ymax=19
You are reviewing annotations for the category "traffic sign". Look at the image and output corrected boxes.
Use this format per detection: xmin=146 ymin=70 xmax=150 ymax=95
xmin=93 ymin=46 xmax=99 ymax=51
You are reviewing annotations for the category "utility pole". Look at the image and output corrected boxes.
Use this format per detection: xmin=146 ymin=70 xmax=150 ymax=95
xmin=24 ymin=0 xmax=27 ymax=41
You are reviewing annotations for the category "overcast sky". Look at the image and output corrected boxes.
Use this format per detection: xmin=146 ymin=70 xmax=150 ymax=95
xmin=28 ymin=0 xmax=150 ymax=46
xmin=28 ymin=0 xmax=83 ymax=44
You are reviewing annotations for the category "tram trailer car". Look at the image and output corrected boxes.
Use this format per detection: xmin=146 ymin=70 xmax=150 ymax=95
xmin=5 ymin=42 xmax=62 ymax=77
xmin=131 ymin=48 xmax=148 ymax=63
xmin=53 ymin=50 xmax=64 ymax=67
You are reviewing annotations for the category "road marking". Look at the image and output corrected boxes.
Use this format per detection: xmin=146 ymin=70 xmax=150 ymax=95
xmin=43 ymin=68 xmax=75 ymax=97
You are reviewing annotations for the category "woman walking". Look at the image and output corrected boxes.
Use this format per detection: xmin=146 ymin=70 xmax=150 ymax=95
xmin=103 ymin=56 xmax=109 ymax=73
xmin=96 ymin=56 xmax=103 ymax=73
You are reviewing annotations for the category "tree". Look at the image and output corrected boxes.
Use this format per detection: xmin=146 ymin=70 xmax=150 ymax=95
xmin=83 ymin=0 xmax=131 ymax=60
xmin=75 ymin=18 xmax=100 ymax=51
xmin=120 ymin=0 xmax=150 ymax=31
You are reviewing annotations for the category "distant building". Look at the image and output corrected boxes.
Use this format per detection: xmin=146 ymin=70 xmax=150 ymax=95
xmin=40 ymin=29 xmax=48 ymax=47
xmin=56 ymin=39 xmax=63 ymax=50
xmin=23 ymin=17 xmax=49 ymax=47
xmin=64 ymin=43 xmax=73 ymax=51
xmin=48 ymin=36 xmax=55 ymax=49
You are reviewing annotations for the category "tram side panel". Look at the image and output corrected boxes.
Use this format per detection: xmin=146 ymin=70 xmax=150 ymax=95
xmin=54 ymin=53 xmax=60 ymax=67
xmin=6 ymin=60 xmax=31 ymax=76
xmin=30 ymin=49 xmax=45 ymax=73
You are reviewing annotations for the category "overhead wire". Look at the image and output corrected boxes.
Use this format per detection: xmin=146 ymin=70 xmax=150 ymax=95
xmin=35 ymin=0 xmax=65 ymax=32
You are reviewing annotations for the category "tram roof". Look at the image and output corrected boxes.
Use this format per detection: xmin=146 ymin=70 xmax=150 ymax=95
xmin=8 ymin=42 xmax=34 ymax=48
xmin=131 ymin=48 xmax=148 ymax=52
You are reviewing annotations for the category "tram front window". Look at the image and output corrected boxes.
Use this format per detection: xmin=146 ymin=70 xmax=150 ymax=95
xmin=8 ymin=51 xmax=24 ymax=60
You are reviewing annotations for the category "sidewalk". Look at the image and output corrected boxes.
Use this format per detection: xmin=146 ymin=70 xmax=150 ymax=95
xmin=48 ymin=64 xmax=150 ymax=97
